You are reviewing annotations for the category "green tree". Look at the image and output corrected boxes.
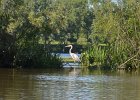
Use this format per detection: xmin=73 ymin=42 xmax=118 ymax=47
xmin=82 ymin=0 xmax=140 ymax=69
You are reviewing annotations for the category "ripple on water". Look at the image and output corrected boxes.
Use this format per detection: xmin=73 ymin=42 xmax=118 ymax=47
xmin=34 ymin=74 xmax=123 ymax=84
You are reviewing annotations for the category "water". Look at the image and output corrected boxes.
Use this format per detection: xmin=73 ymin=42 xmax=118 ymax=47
xmin=0 ymin=68 xmax=140 ymax=100
xmin=60 ymin=53 xmax=81 ymax=68
xmin=59 ymin=53 xmax=81 ymax=58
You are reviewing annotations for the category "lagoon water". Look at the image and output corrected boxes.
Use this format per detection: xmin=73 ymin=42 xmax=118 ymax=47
xmin=59 ymin=53 xmax=81 ymax=58
xmin=0 ymin=68 xmax=140 ymax=100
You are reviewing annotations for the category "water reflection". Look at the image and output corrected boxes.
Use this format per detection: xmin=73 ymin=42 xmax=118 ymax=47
xmin=0 ymin=68 xmax=140 ymax=100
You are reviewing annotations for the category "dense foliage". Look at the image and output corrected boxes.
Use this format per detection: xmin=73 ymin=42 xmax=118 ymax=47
xmin=82 ymin=0 xmax=140 ymax=69
xmin=0 ymin=0 xmax=139 ymax=69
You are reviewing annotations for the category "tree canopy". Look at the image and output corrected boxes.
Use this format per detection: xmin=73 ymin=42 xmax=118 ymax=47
xmin=0 ymin=0 xmax=140 ymax=69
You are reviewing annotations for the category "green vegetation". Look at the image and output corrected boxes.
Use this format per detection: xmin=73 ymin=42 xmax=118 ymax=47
xmin=82 ymin=0 xmax=140 ymax=70
xmin=0 ymin=0 xmax=91 ymax=68
xmin=0 ymin=0 xmax=140 ymax=69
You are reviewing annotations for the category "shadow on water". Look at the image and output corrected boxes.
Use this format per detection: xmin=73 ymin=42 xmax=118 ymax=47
xmin=0 ymin=68 xmax=140 ymax=100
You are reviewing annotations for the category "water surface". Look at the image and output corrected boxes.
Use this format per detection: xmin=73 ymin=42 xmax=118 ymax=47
xmin=0 ymin=68 xmax=140 ymax=100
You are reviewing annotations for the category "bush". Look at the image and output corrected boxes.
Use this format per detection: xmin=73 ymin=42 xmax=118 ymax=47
xmin=14 ymin=44 xmax=63 ymax=68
